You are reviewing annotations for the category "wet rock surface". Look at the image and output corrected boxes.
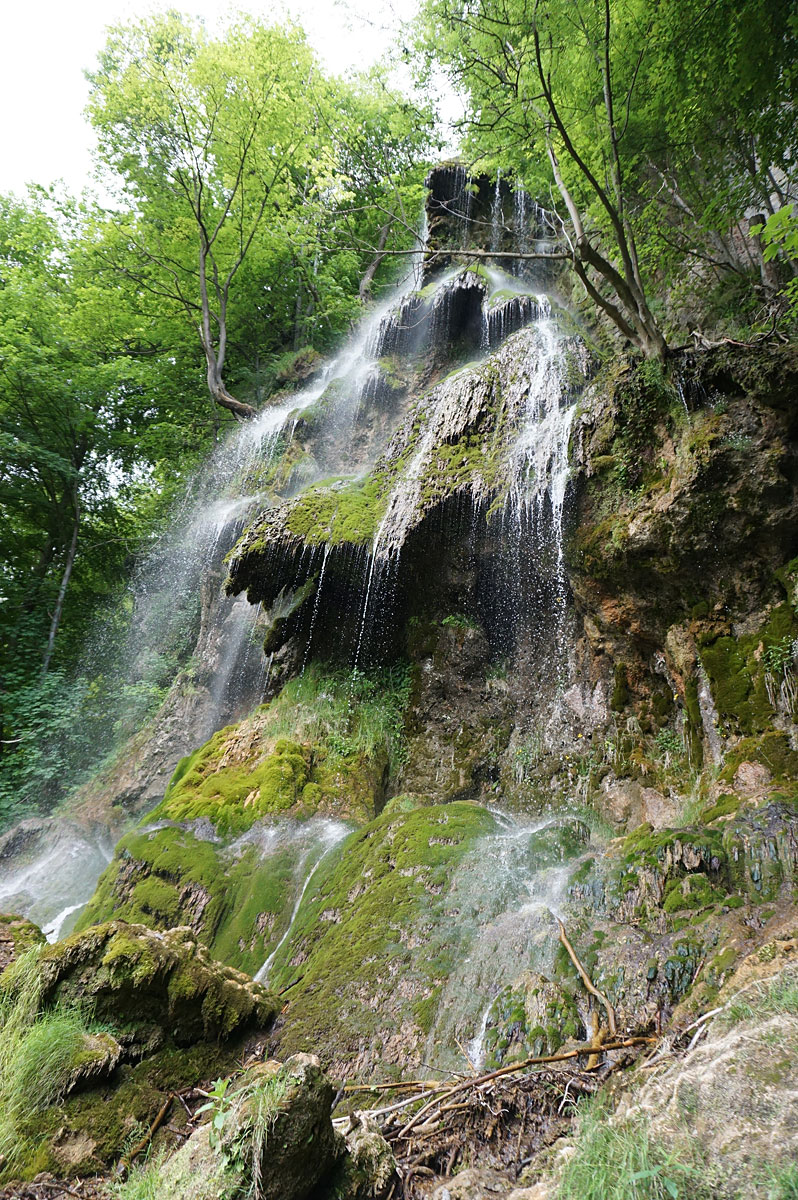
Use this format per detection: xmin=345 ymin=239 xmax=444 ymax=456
xmin=24 ymin=920 xmax=279 ymax=1048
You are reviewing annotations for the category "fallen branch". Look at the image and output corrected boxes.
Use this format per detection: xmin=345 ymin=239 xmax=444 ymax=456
xmin=557 ymin=918 xmax=617 ymax=1038
xmin=391 ymin=1037 xmax=650 ymax=1142
xmin=119 ymin=1093 xmax=174 ymax=1171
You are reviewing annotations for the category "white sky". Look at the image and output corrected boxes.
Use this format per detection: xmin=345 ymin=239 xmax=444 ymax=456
xmin=0 ymin=0 xmax=425 ymax=197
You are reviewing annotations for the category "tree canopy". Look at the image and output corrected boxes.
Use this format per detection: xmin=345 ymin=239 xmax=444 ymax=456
xmin=0 ymin=12 xmax=435 ymax=824
xmin=414 ymin=0 xmax=798 ymax=353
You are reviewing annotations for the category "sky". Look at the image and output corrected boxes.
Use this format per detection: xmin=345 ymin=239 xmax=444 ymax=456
xmin=0 ymin=0 xmax=421 ymax=197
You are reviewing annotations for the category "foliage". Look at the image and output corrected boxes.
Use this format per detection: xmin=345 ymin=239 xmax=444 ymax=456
xmin=0 ymin=11 xmax=434 ymax=824
xmin=414 ymin=0 xmax=798 ymax=347
xmin=557 ymin=1097 xmax=717 ymax=1200
xmin=196 ymin=1077 xmax=236 ymax=1155
xmin=0 ymin=946 xmax=104 ymax=1178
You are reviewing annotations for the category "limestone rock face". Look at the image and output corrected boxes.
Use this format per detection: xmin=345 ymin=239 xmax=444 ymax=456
xmin=23 ymin=920 xmax=279 ymax=1048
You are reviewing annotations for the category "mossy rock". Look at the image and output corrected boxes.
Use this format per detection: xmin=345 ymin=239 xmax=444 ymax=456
xmin=720 ymin=731 xmax=798 ymax=785
xmin=267 ymin=802 xmax=498 ymax=1071
xmin=7 ymin=921 xmax=279 ymax=1048
xmin=145 ymin=1054 xmax=338 ymax=1200
xmin=0 ymin=912 xmax=46 ymax=974
xmin=2 ymin=1041 xmax=238 ymax=1184
xmin=77 ymin=822 xmax=347 ymax=976
xmin=155 ymin=734 xmax=315 ymax=834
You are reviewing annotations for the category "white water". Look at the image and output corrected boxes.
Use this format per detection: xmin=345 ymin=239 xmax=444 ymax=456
xmin=425 ymin=813 xmax=579 ymax=1071
xmin=252 ymin=819 xmax=349 ymax=984
xmin=0 ymin=822 xmax=115 ymax=938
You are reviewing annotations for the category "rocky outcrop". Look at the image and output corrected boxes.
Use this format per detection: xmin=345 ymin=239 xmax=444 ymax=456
xmin=152 ymin=1054 xmax=338 ymax=1200
xmin=22 ymin=921 xmax=278 ymax=1048
xmin=0 ymin=912 xmax=45 ymax=973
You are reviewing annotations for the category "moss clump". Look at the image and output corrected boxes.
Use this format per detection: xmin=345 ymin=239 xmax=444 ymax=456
xmin=611 ymin=663 xmax=630 ymax=712
xmin=157 ymin=738 xmax=310 ymax=834
xmin=77 ymin=825 xmax=321 ymax=976
xmin=700 ymin=603 xmax=798 ymax=737
xmin=700 ymin=793 xmax=743 ymax=823
xmin=662 ymin=874 xmax=727 ymax=914
xmin=285 ymin=476 xmax=387 ymax=546
xmin=146 ymin=665 xmax=412 ymax=837
xmin=720 ymin=731 xmax=798 ymax=784
xmin=619 ymin=824 xmax=726 ymax=874
xmin=3 ymin=1040 xmax=236 ymax=1183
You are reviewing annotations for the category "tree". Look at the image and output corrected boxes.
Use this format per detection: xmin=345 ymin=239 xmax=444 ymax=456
xmin=416 ymin=0 xmax=668 ymax=357
xmin=87 ymin=14 xmax=320 ymax=418
xmin=416 ymin=0 xmax=798 ymax=352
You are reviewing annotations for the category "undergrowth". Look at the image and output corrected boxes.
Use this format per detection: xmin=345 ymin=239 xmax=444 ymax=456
xmin=558 ymin=1086 xmax=798 ymax=1200
xmin=0 ymin=945 xmax=105 ymax=1179
xmin=557 ymin=1097 xmax=719 ymax=1200
xmin=721 ymin=968 xmax=798 ymax=1026
xmin=261 ymin=663 xmax=412 ymax=765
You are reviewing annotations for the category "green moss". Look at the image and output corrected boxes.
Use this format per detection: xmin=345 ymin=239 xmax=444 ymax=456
xmin=268 ymin=803 xmax=497 ymax=1064
xmin=611 ymin=663 xmax=630 ymax=712
xmin=77 ymin=826 xmax=330 ymax=976
xmin=4 ymin=1042 xmax=236 ymax=1183
xmin=700 ymin=603 xmax=798 ymax=737
xmin=285 ymin=476 xmax=387 ymax=546
xmin=662 ymin=874 xmax=727 ymax=914
xmin=720 ymin=731 xmax=798 ymax=784
xmin=700 ymin=793 xmax=743 ymax=823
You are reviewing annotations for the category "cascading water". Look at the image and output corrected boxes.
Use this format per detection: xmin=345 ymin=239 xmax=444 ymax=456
xmin=252 ymin=818 xmax=349 ymax=983
xmin=423 ymin=813 xmax=583 ymax=1072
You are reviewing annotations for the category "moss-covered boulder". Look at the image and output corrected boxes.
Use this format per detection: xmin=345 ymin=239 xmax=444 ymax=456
xmin=77 ymin=819 xmax=349 ymax=977
xmin=147 ymin=1054 xmax=339 ymax=1200
xmin=267 ymin=802 xmax=499 ymax=1075
xmin=0 ymin=913 xmax=45 ymax=974
xmin=14 ymin=921 xmax=278 ymax=1049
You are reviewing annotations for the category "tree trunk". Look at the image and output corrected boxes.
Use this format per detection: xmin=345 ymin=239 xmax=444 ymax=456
xmin=205 ymin=350 xmax=255 ymax=420
xmin=41 ymin=498 xmax=80 ymax=677
xmin=359 ymin=223 xmax=391 ymax=300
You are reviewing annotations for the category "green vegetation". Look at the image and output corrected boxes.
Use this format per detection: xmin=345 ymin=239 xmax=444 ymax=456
xmin=721 ymin=969 xmax=798 ymax=1026
xmin=557 ymin=1097 xmax=720 ymax=1200
xmin=285 ymin=476 xmax=387 ymax=546
xmin=416 ymin=0 xmax=798 ymax=354
xmin=0 ymin=11 xmax=435 ymax=828
xmin=150 ymin=664 xmax=411 ymax=834
xmin=0 ymin=946 xmax=111 ymax=1179
xmin=268 ymin=802 xmax=497 ymax=1060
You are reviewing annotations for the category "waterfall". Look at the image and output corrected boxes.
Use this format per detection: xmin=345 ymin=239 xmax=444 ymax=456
xmin=252 ymin=818 xmax=349 ymax=984
xmin=424 ymin=813 xmax=584 ymax=1072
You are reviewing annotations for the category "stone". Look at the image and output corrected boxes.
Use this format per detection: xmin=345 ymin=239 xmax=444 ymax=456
xmin=733 ymin=760 xmax=772 ymax=797
xmin=5 ymin=920 xmax=279 ymax=1049
xmin=600 ymin=780 xmax=679 ymax=831
xmin=324 ymin=1115 xmax=396 ymax=1199
xmin=0 ymin=912 xmax=45 ymax=974
xmin=155 ymin=1053 xmax=338 ymax=1200
xmin=431 ymin=1167 xmax=516 ymax=1198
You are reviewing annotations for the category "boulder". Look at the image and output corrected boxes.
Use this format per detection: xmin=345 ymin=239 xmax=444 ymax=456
xmin=156 ymin=1053 xmax=338 ymax=1200
xmin=0 ymin=912 xmax=45 ymax=974
xmin=5 ymin=920 xmax=279 ymax=1049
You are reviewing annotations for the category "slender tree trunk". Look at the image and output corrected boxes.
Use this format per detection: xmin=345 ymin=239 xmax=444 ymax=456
xmin=359 ymin=222 xmax=391 ymax=300
xmin=198 ymin=235 xmax=255 ymax=419
xmin=41 ymin=498 xmax=80 ymax=678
